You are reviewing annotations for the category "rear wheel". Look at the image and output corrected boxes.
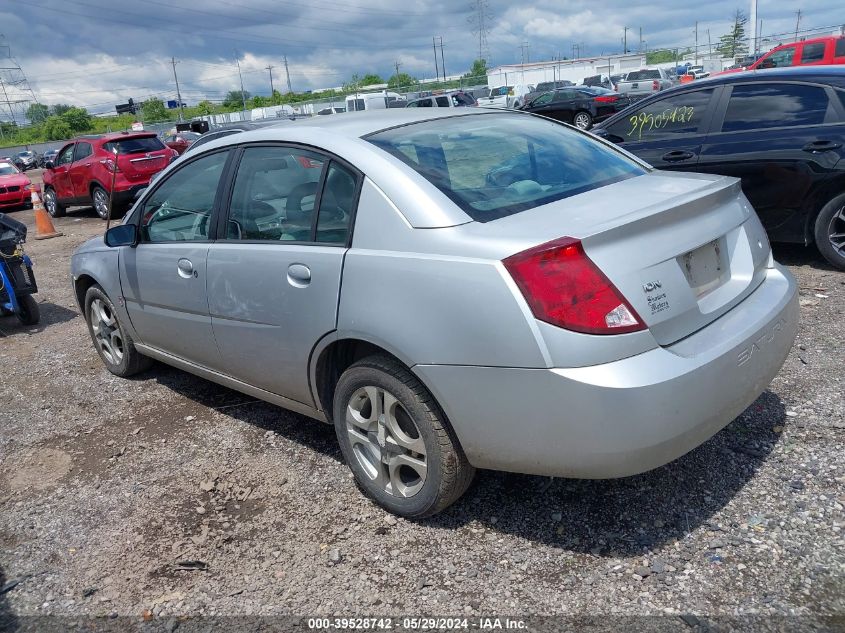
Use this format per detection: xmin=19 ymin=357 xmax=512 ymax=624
xmin=44 ymin=188 xmax=66 ymax=218
xmin=15 ymin=294 xmax=39 ymax=325
xmin=92 ymin=186 xmax=111 ymax=220
xmin=814 ymin=193 xmax=845 ymax=271
xmin=84 ymin=284 xmax=152 ymax=376
xmin=333 ymin=355 xmax=475 ymax=518
xmin=573 ymin=111 xmax=593 ymax=130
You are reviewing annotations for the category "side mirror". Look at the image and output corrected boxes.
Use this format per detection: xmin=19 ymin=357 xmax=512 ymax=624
xmin=44 ymin=161 xmax=54 ymax=170
xmin=104 ymin=224 xmax=137 ymax=248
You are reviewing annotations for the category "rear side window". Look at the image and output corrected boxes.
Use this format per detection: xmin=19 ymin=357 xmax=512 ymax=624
xmin=104 ymin=136 xmax=166 ymax=154
xmin=605 ymin=89 xmax=714 ymax=141
xmin=451 ymin=93 xmax=476 ymax=106
xmin=435 ymin=96 xmax=450 ymax=107
xmin=367 ymin=113 xmax=645 ymax=222
xmin=801 ymin=42 xmax=826 ymax=63
xmin=836 ymin=38 xmax=845 ymax=58
xmin=721 ymin=84 xmax=829 ymax=132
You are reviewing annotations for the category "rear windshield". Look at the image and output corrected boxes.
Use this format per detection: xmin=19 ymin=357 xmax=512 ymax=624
xmin=367 ymin=113 xmax=645 ymax=222
xmin=104 ymin=136 xmax=166 ymax=154
xmin=626 ymin=70 xmax=661 ymax=80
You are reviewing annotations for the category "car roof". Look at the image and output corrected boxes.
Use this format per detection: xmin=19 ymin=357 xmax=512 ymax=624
xmin=774 ymin=35 xmax=844 ymax=46
xmin=700 ymin=65 xmax=845 ymax=88
xmin=71 ymin=131 xmax=158 ymax=143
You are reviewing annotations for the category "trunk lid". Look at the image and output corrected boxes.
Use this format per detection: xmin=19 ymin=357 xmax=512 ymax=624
xmin=487 ymin=171 xmax=771 ymax=346
xmin=104 ymin=135 xmax=171 ymax=182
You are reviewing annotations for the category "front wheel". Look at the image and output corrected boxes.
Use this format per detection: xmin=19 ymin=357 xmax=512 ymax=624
xmin=92 ymin=186 xmax=112 ymax=220
xmin=333 ymin=355 xmax=475 ymax=518
xmin=44 ymin=187 xmax=66 ymax=218
xmin=84 ymin=284 xmax=152 ymax=376
xmin=573 ymin=111 xmax=593 ymax=130
xmin=16 ymin=294 xmax=40 ymax=325
xmin=814 ymin=193 xmax=845 ymax=271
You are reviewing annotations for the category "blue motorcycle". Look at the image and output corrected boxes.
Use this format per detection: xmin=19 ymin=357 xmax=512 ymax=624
xmin=0 ymin=212 xmax=39 ymax=325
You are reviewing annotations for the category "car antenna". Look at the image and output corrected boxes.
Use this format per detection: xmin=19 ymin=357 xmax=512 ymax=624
xmin=105 ymin=145 xmax=119 ymax=233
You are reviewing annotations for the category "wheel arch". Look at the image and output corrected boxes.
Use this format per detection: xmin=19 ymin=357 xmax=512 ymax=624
xmin=74 ymin=273 xmax=98 ymax=312
xmin=311 ymin=335 xmax=430 ymax=423
xmin=89 ymin=180 xmax=107 ymax=199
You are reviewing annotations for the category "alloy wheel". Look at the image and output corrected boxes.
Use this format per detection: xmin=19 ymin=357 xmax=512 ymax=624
xmin=90 ymin=298 xmax=124 ymax=365
xmin=345 ymin=386 xmax=427 ymax=498
xmin=574 ymin=113 xmax=591 ymax=129
xmin=44 ymin=190 xmax=56 ymax=215
xmin=93 ymin=189 xmax=109 ymax=219
xmin=828 ymin=204 xmax=845 ymax=257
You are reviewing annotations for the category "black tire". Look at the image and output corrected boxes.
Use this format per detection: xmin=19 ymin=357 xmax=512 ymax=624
xmin=91 ymin=185 xmax=112 ymax=220
xmin=814 ymin=193 xmax=845 ymax=271
xmin=43 ymin=187 xmax=66 ymax=218
xmin=573 ymin=111 xmax=593 ymax=130
xmin=84 ymin=284 xmax=152 ymax=377
xmin=333 ymin=355 xmax=475 ymax=518
xmin=15 ymin=294 xmax=40 ymax=325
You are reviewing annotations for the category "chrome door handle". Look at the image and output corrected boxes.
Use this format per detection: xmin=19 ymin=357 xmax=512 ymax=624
xmin=177 ymin=258 xmax=194 ymax=278
xmin=287 ymin=263 xmax=311 ymax=287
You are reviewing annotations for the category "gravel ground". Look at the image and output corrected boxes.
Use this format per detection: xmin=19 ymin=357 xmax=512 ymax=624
xmin=0 ymin=177 xmax=843 ymax=630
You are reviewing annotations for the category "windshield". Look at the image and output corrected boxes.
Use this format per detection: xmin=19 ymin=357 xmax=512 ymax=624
xmin=0 ymin=163 xmax=19 ymax=176
xmin=367 ymin=113 xmax=645 ymax=222
xmin=16 ymin=151 xmax=33 ymax=158
xmin=103 ymin=136 xmax=166 ymax=154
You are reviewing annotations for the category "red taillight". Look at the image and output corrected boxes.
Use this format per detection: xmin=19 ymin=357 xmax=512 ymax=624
xmin=652 ymin=79 xmax=660 ymax=90
xmin=503 ymin=237 xmax=645 ymax=335
xmin=101 ymin=158 xmax=121 ymax=173
xmin=594 ymin=95 xmax=618 ymax=103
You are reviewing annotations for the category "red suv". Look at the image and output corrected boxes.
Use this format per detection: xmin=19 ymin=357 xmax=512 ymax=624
xmin=43 ymin=132 xmax=177 ymax=219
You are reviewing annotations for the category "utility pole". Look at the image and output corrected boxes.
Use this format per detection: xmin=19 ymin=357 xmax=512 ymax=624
xmin=394 ymin=60 xmax=401 ymax=81
xmin=266 ymin=65 xmax=275 ymax=96
xmin=639 ymin=27 xmax=642 ymax=53
xmin=623 ymin=27 xmax=628 ymax=54
xmin=283 ymin=56 xmax=293 ymax=93
xmin=750 ymin=0 xmax=758 ymax=55
xmin=170 ymin=57 xmax=184 ymax=122
xmin=432 ymin=37 xmax=439 ymax=83
xmin=707 ymin=29 xmax=712 ymax=55
xmin=235 ymin=54 xmax=247 ymax=111
xmin=694 ymin=21 xmax=699 ymax=65
xmin=438 ymin=37 xmax=446 ymax=82
xmin=795 ymin=9 xmax=802 ymax=41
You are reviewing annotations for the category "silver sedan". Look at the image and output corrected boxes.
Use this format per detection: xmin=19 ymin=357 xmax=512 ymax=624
xmin=71 ymin=109 xmax=798 ymax=517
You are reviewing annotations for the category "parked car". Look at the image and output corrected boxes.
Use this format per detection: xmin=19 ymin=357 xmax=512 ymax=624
xmin=592 ymin=66 xmax=845 ymax=269
xmin=40 ymin=149 xmax=59 ymax=168
xmin=519 ymin=86 xmax=631 ymax=129
xmin=72 ymin=108 xmax=797 ymax=517
xmin=714 ymin=35 xmax=845 ymax=76
xmin=405 ymin=91 xmax=476 ymax=108
xmin=523 ymin=80 xmax=575 ymax=106
xmin=615 ymin=68 xmax=676 ymax=98
xmin=0 ymin=161 xmax=39 ymax=210
xmin=13 ymin=150 xmax=39 ymax=171
xmin=687 ymin=65 xmax=710 ymax=79
xmin=163 ymin=131 xmax=201 ymax=155
xmin=42 ymin=132 xmax=177 ymax=220
xmin=345 ymin=91 xmax=402 ymax=112
xmin=478 ymin=84 xmax=534 ymax=109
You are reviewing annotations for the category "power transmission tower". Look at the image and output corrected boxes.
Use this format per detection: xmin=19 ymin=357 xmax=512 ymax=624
xmin=171 ymin=57 xmax=184 ymax=122
xmin=266 ymin=65 xmax=275 ymax=96
xmin=0 ymin=36 xmax=38 ymax=128
xmin=519 ymin=42 xmax=530 ymax=64
xmin=283 ymin=56 xmax=293 ymax=93
xmin=468 ymin=0 xmax=491 ymax=62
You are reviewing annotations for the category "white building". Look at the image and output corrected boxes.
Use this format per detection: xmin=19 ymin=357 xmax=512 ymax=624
xmin=486 ymin=54 xmax=648 ymax=88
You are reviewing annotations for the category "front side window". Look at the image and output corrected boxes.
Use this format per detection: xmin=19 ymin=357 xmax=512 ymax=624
xmin=721 ymin=83 xmax=829 ymax=132
xmin=56 ymin=144 xmax=75 ymax=166
xmin=605 ymin=89 xmax=714 ymax=142
xmin=73 ymin=142 xmax=93 ymax=161
xmin=435 ymin=96 xmax=450 ymax=107
xmin=226 ymin=147 xmax=325 ymax=242
xmin=801 ymin=42 xmax=826 ymax=63
xmin=367 ymin=113 xmax=645 ymax=222
xmin=761 ymin=46 xmax=796 ymax=68
xmin=140 ymin=151 xmax=228 ymax=243
xmin=532 ymin=93 xmax=554 ymax=106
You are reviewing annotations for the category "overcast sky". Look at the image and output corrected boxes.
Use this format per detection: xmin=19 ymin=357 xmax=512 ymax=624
xmin=1 ymin=0 xmax=842 ymax=116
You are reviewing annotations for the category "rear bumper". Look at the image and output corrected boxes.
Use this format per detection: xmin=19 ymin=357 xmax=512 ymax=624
xmin=111 ymin=184 xmax=147 ymax=207
xmin=414 ymin=263 xmax=798 ymax=478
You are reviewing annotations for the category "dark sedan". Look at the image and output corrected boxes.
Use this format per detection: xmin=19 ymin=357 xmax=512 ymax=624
xmin=520 ymin=86 xmax=631 ymax=130
xmin=592 ymin=66 xmax=845 ymax=270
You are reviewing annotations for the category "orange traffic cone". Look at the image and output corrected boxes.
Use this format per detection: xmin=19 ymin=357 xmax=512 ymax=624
xmin=31 ymin=189 xmax=63 ymax=240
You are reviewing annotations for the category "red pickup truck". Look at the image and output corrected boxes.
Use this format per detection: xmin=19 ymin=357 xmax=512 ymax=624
xmin=716 ymin=35 xmax=845 ymax=76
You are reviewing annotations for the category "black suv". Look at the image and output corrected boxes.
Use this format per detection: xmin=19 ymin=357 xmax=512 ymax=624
xmin=593 ymin=67 xmax=845 ymax=269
